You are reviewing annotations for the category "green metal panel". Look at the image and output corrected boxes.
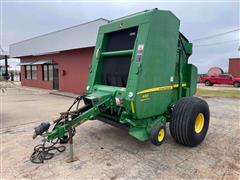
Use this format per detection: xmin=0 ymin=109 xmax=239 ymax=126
xmin=186 ymin=64 xmax=197 ymax=96
xmin=133 ymin=10 xmax=181 ymax=119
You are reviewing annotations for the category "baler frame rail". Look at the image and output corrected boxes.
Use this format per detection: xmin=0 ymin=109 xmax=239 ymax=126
xmin=30 ymin=95 xmax=112 ymax=163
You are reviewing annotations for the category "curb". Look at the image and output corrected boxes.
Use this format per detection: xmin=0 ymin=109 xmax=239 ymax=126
xmin=3 ymin=81 xmax=82 ymax=98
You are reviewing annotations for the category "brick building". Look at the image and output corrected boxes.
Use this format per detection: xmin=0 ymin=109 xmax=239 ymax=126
xmin=9 ymin=19 xmax=108 ymax=94
xmin=229 ymin=58 xmax=240 ymax=77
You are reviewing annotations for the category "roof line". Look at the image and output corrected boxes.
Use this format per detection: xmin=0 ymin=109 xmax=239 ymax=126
xmin=229 ymin=58 xmax=240 ymax=60
xmin=11 ymin=18 xmax=109 ymax=46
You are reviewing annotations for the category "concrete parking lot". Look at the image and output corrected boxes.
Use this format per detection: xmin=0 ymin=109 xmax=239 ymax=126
xmin=1 ymin=85 xmax=240 ymax=179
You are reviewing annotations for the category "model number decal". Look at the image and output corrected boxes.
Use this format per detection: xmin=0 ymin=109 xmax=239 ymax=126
xmin=140 ymin=93 xmax=150 ymax=102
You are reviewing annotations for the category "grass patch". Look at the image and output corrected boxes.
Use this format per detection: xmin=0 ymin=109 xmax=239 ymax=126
xmin=196 ymin=88 xmax=240 ymax=98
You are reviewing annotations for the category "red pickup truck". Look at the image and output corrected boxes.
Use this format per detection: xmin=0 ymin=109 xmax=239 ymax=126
xmin=200 ymin=74 xmax=240 ymax=87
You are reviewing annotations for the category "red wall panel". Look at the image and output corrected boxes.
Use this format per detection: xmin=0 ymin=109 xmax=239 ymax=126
xmin=20 ymin=47 xmax=94 ymax=94
xmin=229 ymin=58 xmax=240 ymax=77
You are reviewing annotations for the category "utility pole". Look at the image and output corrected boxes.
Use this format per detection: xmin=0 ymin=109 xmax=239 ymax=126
xmin=0 ymin=45 xmax=9 ymax=80
xmin=4 ymin=55 xmax=8 ymax=80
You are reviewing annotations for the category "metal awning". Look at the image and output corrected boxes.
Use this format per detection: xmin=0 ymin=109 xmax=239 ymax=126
xmin=0 ymin=55 xmax=9 ymax=60
xmin=32 ymin=60 xmax=51 ymax=65
xmin=18 ymin=62 xmax=33 ymax=66
xmin=18 ymin=60 xmax=52 ymax=66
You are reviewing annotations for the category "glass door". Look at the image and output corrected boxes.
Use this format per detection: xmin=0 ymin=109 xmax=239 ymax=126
xmin=53 ymin=64 xmax=59 ymax=90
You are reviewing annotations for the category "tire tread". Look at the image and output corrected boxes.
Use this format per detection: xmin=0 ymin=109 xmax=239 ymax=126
xmin=170 ymin=96 xmax=209 ymax=147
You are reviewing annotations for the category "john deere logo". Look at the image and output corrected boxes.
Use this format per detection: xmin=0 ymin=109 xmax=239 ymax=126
xmin=119 ymin=22 xmax=123 ymax=28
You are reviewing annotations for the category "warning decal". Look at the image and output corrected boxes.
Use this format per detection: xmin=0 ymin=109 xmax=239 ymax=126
xmin=136 ymin=44 xmax=144 ymax=62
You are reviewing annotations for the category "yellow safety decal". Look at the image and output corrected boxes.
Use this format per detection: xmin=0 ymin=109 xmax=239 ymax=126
xmin=137 ymin=83 xmax=187 ymax=95
xmin=173 ymin=83 xmax=187 ymax=88
xmin=131 ymin=101 xmax=135 ymax=113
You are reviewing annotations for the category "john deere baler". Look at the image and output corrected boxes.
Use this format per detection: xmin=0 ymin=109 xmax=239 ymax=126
xmin=31 ymin=9 xmax=209 ymax=163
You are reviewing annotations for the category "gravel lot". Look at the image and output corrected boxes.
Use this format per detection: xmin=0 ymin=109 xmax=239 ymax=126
xmin=198 ymin=83 xmax=240 ymax=91
xmin=1 ymin=85 xmax=240 ymax=179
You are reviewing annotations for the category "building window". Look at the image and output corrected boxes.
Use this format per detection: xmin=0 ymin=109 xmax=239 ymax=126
xmin=42 ymin=64 xmax=53 ymax=81
xmin=43 ymin=65 xmax=48 ymax=80
xmin=25 ymin=65 xmax=37 ymax=80
xmin=26 ymin=65 xmax=31 ymax=79
xmin=32 ymin=65 xmax=37 ymax=80
xmin=49 ymin=65 xmax=53 ymax=81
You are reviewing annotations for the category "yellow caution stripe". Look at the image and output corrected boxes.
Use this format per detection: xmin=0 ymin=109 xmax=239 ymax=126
xmin=131 ymin=101 xmax=135 ymax=113
xmin=137 ymin=83 xmax=187 ymax=95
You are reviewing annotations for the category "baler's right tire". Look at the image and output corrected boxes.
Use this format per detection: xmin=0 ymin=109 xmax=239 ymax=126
xmin=170 ymin=97 xmax=210 ymax=147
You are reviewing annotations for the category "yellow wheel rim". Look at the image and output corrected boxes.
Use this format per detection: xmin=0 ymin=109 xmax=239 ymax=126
xmin=195 ymin=113 xmax=205 ymax=133
xmin=158 ymin=128 xmax=165 ymax=142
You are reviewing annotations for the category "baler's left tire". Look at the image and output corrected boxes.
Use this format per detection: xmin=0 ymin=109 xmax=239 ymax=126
xmin=151 ymin=124 xmax=166 ymax=146
xmin=170 ymin=97 xmax=210 ymax=147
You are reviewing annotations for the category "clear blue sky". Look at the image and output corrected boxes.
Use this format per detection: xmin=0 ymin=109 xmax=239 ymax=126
xmin=1 ymin=1 xmax=239 ymax=73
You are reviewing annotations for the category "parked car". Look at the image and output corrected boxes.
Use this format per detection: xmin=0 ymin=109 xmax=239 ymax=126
xmin=200 ymin=74 xmax=240 ymax=87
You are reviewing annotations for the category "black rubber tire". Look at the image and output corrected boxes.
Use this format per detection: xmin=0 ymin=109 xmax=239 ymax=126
xmin=233 ymin=81 xmax=240 ymax=88
xmin=205 ymin=81 xmax=212 ymax=86
xmin=151 ymin=124 xmax=166 ymax=146
xmin=170 ymin=97 xmax=210 ymax=147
